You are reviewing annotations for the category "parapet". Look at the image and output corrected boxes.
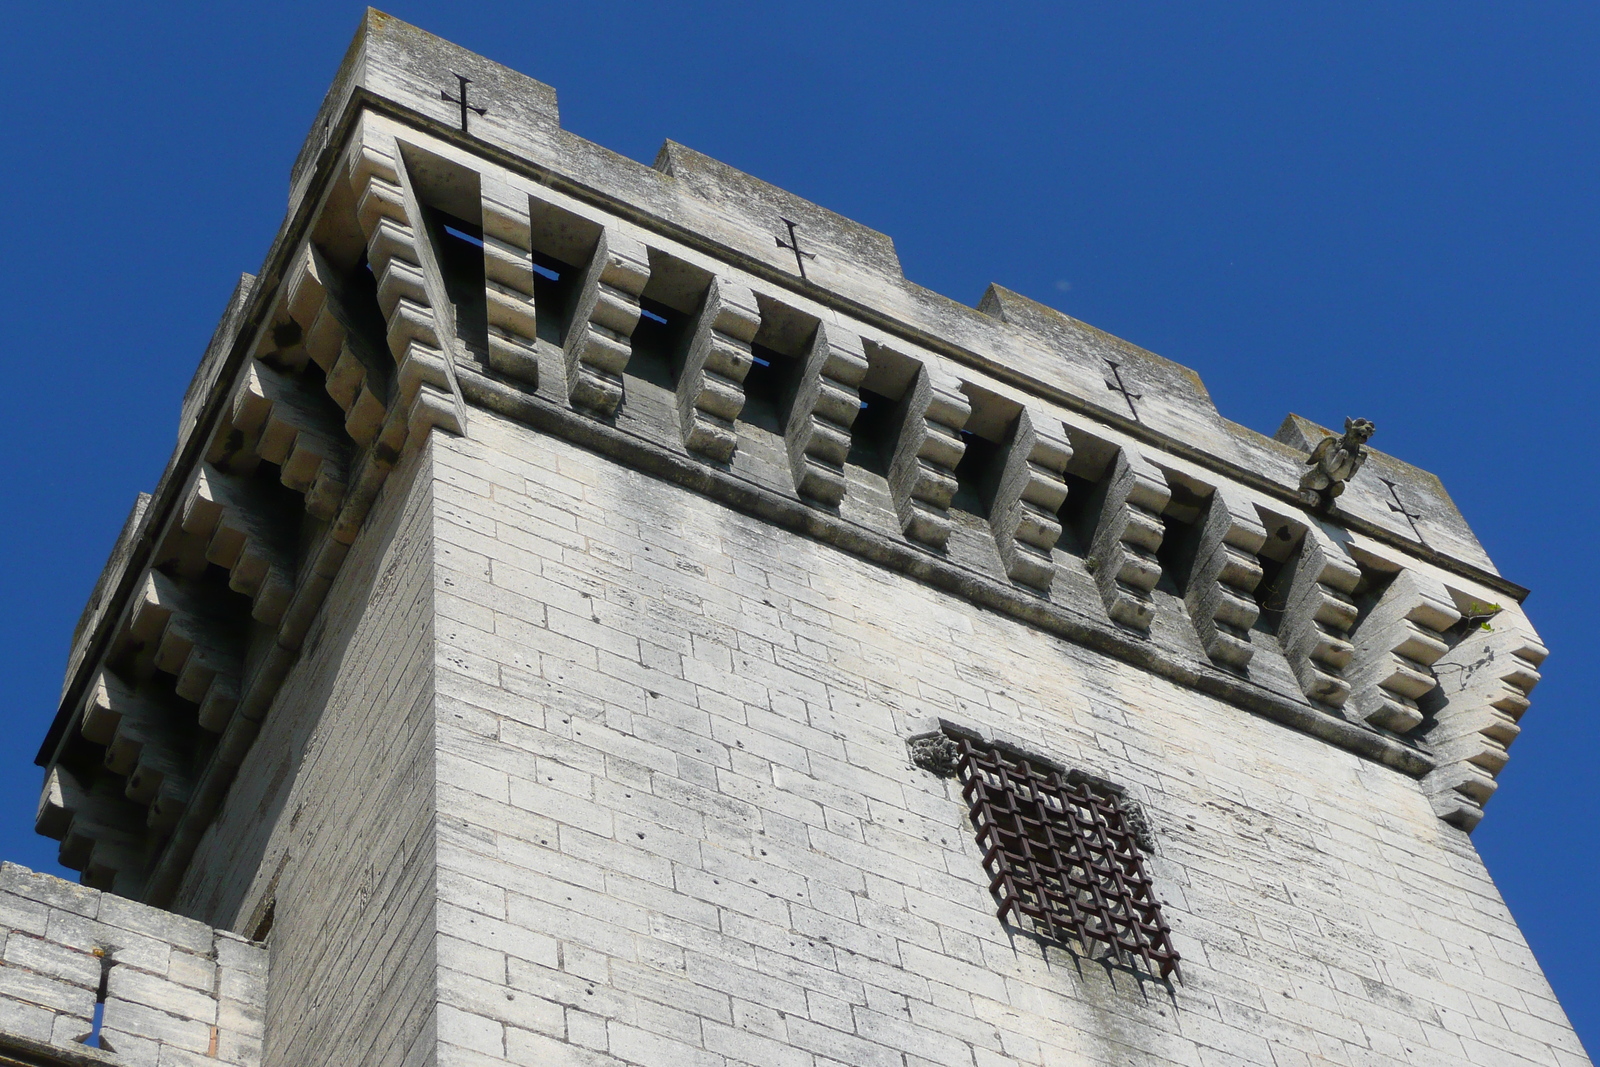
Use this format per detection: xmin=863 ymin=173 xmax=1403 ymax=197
xmin=33 ymin=8 xmax=1544 ymax=906
xmin=0 ymin=863 xmax=262 ymax=1065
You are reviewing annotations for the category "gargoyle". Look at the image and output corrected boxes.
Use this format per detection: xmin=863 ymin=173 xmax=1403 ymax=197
xmin=1299 ymin=417 xmax=1375 ymax=509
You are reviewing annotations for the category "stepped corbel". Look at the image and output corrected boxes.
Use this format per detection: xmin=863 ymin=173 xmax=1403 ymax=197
xmin=677 ymin=277 xmax=760 ymax=461
xmin=1273 ymin=524 xmax=1361 ymax=707
xmin=1422 ymin=608 xmax=1547 ymax=830
xmin=481 ymin=183 xmax=540 ymax=387
xmin=211 ymin=362 xmax=352 ymax=520
xmin=1078 ymin=443 xmax=1169 ymax=631
xmin=784 ymin=324 xmax=868 ymax=506
xmin=988 ymin=409 xmax=1072 ymax=592
xmin=80 ymin=670 xmax=194 ymax=827
xmin=887 ymin=366 xmax=971 ymax=551
xmin=1184 ymin=486 xmax=1267 ymax=668
xmin=121 ymin=572 xmax=244 ymax=733
xmin=1345 ymin=568 xmax=1460 ymax=733
xmin=282 ymin=243 xmax=391 ymax=448
xmin=179 ymin=465 xmax=298 ymax=626
xmin=39 ymin=769 xmax=146 ymax=892
xmin=345 ymin=130 xmax=461 ymax=443
xmin=565 ymin=229 xmax=649 ymax=416
xmin=279 ymin=246 xmax=345 ymax=375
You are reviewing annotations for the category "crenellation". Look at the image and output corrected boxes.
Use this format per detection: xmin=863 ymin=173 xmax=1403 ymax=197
xmin=1422 ymin=607 xmax=1548 ymax=831
xmin=346 ymin=122 xmax=463 ymax=448
xmin=564 ymin=224 xmax=650 ymax=417
xmin=1071 ymin=435 xmax=1171 ymax=632
xmin=120 ymin=572 xmax=244 ymax=734
xmin=479 ymin=182 xmax=539 ymax=388
xmin=176 ymin=466 xmax=298 ymax=627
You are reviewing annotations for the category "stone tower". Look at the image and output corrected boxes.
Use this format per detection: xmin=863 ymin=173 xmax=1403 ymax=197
xmin=0 ymin=10 xmax=1586 ymax=1067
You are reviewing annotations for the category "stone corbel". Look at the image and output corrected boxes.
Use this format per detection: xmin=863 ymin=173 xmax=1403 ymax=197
xmin=1184 ymin=485 xmax=1267 ymax=669
xmin=1346 ymin=568 xmax=1460 ymax=733
xmin=1274 ymin=523 xmax=1361 ymax=707
xmin=1422 ymin=607 xmax=1547 ymax=831
xmin=78 ymin=670 xmax=193 ymax=820
xmin=209 ymin=362 xmax=352 ymax=521
xmin=178 ymin=465 xmax=298 ymax=626
xmin=344 ymin=126 xmax=463 ymax=443
xmin=481 ymin=181 xmax=540 ymax=387
xmin=565 ymin=229 xmax=649 ymax=416
xmin=677 ymin=277 xmax=760 ymax=462
xmin=784 ymin=323 xmax=867 ymax=506
xmin=120 ymin=572 xmax=244 ymax=734
xmin=988 ymin=409 xmax=1072 ymax=592
xmin=1080 ymin=442 xmax=1169 ymax=632
xmin=278 ymin=246 xmax=345 ymax=377
xmin=288 ymin=244 xmax=390 ymax=449
xmin=39 ymin=768 xmax=147 ymax=894
xmin=887 ymin=366 xmax=971 ymax=550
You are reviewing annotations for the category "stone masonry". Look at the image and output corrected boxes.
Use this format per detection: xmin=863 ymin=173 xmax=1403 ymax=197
xmin=7 ymin=9 xmax=1587 ymax=1067
xmin=0 ymin=864 xmax=262 ymax=1067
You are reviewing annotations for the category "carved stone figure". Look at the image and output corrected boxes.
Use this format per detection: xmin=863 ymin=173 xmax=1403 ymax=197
xmin=907 ymin=733 xmax=962 ymax=777
xmin=1299 ymin=417 xmax=1375 ymax=509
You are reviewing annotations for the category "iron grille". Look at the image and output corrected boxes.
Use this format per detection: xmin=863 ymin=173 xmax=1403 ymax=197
xmin=955 ymin=736 xmax=1181 ymax=980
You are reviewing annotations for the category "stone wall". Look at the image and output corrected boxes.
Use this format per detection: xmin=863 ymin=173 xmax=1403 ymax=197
xmin=169 ymin=447 xmax=438 ymax=1067
xmin=0 ymin=864 xmax=262 ymax=1067
xmin=428 ymin=411 xmax=1589 ymax=1067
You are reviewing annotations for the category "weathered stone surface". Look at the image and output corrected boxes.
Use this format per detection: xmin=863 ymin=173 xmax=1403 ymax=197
xmin=21 ymin=11 xmax=1578 ymax=1067
xmin=0 ymin=864 xmax=262 ymax=1067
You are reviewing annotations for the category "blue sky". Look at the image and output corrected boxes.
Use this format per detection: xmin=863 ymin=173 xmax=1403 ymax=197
xmin=1 ymin=0 xmax=1594 ymax=1048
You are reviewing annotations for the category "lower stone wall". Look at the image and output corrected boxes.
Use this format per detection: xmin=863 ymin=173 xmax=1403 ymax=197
xmin=0 ymin=864 xmax=263 ymax=1067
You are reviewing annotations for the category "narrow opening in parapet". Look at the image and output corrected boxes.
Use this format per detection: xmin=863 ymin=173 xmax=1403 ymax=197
xmin=338 ymin=250 xmax=396 ymax=407
xmin=742 ymin=295 xmax=815 ymax=439
xmin=422 ymin=208 xmax=489 ymax=358
xmin=949 ymin=431 xmax=1002 ymax=518
xmin=1053 ymin=471 xmax=1096 ymax=558
xmin=1152 ymin=476 xmax=1210 ymax=597
xmin=1154 ymin=515 xmax=1198 ymax=597
xmin=526 ymin=197 xmax=603 ymax=349
xmin=1346 ymin=555 xmax=1399 ymax=629
xmin=624 ymin=298 xmax=684 ymax=390
xmin=530 ymin=249 xmax=579 ymax=346
xmin=1052 ymin=424 xmax=1121 ymax=557
xmin=78 ymin=951 xmax=114 ymax=1051
xmin=740 ymin=343 xmax=798 ymax=435
xmin=950 ymin=384 xmax=1020 ymax=520
xmin=846 ymin=388 xmax=901 ymax=477
xmin=1249 ymin=511 xmax=1306 ymax=635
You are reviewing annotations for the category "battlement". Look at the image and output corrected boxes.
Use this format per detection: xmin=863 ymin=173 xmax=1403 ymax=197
xmin=35 ymin=7 xmax=1543 ymax=916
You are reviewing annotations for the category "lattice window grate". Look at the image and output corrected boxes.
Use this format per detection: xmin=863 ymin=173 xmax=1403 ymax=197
xmin=954 ymin=736 xmax=1181 ymax=980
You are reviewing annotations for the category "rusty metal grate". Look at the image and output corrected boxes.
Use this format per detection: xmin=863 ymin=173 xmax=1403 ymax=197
xmin=955 ymin=736 xmax=1180 ymax=980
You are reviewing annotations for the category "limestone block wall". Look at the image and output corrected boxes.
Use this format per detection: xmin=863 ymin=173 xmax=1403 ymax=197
xmin=429 ymin=411 xmax=1589 ymax=1067
xmin=0 ymin=864 xmax=263 ymax=1067
xmin=167 ymin=448 xmax=438 ymax=1067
